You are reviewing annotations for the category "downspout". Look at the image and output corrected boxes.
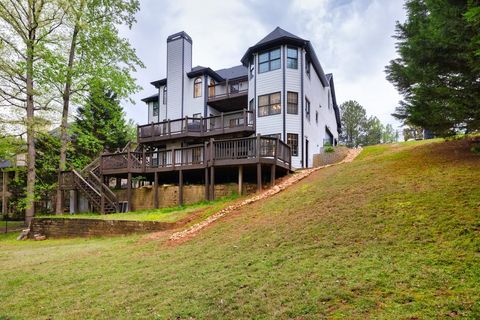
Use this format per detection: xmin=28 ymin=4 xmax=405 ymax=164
xmin=203 ymin=74 xmax=208 ymax=117
xmin=300 ymin=47 xmax=305 ymax=168
xmin=181 ymin=38 xmax=185 ymax=118
xmin=282 ymin=45 xmax=286 ymax=141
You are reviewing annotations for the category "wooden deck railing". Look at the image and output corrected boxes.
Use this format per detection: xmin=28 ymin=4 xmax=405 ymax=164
xmin=208 ymin=79 xmax=248 ymax=101
xmin=137 ymin=109 xmax=254 ymax=141
xmin=101 ymin=136 xmax=291 ymax=173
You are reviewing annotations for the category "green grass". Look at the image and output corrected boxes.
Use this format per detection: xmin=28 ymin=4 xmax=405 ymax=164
xmin=1 ymin=139 xmax=479 ymax=319
xmin=36 ymin=195 xmax=239 ymax=222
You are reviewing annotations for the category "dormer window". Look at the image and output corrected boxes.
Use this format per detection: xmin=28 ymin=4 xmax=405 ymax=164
xmin=152 ymin=101 xmax=159 ymax=117
xmin=194 ymin=77 xmax=202 ymax=98
xmin=258 ymin=48 xmax=281 ymax=73
xmin=162 ymin=86 xmax=167 ymax=105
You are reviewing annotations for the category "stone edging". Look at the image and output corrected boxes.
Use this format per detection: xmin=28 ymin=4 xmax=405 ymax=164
xmin=169 ymin=148 xmax=362 ymax=241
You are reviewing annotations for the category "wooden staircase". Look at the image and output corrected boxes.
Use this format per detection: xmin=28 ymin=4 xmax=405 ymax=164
xmin=61 ymin=157 xmax=122 ymax=214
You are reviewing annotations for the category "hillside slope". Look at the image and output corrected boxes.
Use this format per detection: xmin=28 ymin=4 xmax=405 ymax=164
xmin=1 ymin=139 xmax=479 ymax=319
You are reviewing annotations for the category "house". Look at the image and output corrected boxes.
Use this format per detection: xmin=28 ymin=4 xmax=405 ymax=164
xmin=60 ymin=27 xmax=341 ymax=214
xmin=141 ymin=27 xmax=340 ymax=168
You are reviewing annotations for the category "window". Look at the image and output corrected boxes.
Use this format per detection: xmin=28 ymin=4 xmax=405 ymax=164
xmin=287 ymin=133 xmax=299 ymax=156
xmin=305 ymin=57 xmax=311 ymax=78
xmin=287 ymin=47 xmax=298 ymax=69
xmin=152 ymin=101 xmax=159 ymax=117
xmin=287 ymin=91 xmax=298 ymax=114
xmin=249 ymin=56 xmax=254 ymax=79
xmin=264 ymin=133 xmax=281 ymax=139
xmin=209 ymin=79 xmax=215 ymax=97
xmin=162 ymin=86 xmax=167 ymax=105
xmin=258 ymin=92 xmax=281 ymax=117
xmin=258 ymin=48 xmax=281 ymax=73
xmin=192 ymin=113 xmax=201 ymax=118
xmin=315 ymin=111 xmax=319 ymax=124
xmin=194 ymin=77 xmax=202 ymax=98
xmin=305 ymin=97 xmax=311 ymax=120
xmin=249 ymin=98 xmax=254 ymax=111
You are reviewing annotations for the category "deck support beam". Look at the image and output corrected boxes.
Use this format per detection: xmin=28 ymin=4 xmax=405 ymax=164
xmin=210 ymin=166 xmax=215 ymax=201
xmin=204 ymin=167 xmax=209 ymax=201
xmin=154 ymin=172 xmax=159 ymax=209
xmin=271 ymin=164 xmax=276 ymax=187
xmin=127 ymin=172 xmax=132 ymax=212
xmin=100 ymin=173 xmax=105 ymax=214
xmin=238 ymin=165 xmax=243 ymax=195
xmin=257 ymin=163 xmax=262 ymax=192
xmin=179 ymin=170 xmax=184 ymax=206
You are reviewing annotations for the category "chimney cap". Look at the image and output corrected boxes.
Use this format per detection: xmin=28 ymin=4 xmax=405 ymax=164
xmin=167 ymin=31 xmax=192 ymax=44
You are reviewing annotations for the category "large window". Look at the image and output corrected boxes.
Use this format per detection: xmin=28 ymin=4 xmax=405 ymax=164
xmin=162 ymin=86 xmax=167 ymax=105
xmin=258 ymin=48 xmax=281 ymax=73
xmin=287 ymin=47 xmax=298 ymax=69
xmin=287 ymin=91 xmax=298 ymax=114
xmin=305 ymin=97 xmax=311 ymax=120
xmin=258 ymin=92 xmax=281 ymax=117
xmin=152 ymin=101 xmax=159 ymax=117
xmin=194 ymin=77 xmax=202 ymax=98
xmin=287 ymin=133 xmax=299 ymax=156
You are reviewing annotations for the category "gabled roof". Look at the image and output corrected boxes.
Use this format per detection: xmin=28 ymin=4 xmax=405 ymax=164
xmin=215 ymin=65 xmax=248 ymax=80
xmin=141 ymin=93 xmax=159 ymax=103
xmin=187 ymin=65 xmax=224 ymax=82
xmin=254 ymin=27 xmax=304 ymax=46
xmin=241 ymin=26 xmax=328 ymax=87
xmin=151 ymin=78 xmax=166 ymax=88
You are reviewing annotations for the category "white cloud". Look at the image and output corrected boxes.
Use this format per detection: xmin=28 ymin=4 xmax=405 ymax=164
xmin=121 ymin=0 xmax=406 ymax=129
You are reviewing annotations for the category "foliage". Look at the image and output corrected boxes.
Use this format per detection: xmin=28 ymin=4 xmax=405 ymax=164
xmin=323 ymin=142 xmax=335 ymax=153
xmin=339 ymin=100 xmax=366 ymax=147
xmin=71 ymin=84 xmax=136 ymax=168
xmin=386 ymin=0 xmax=480 ymax=136
xmin=1 ymin=139 xmax=479 ymax=318
xmin=340 ymin=100 xmax=398 ymax=146
xmin=361 ymin=116 xmax=384 ymax=146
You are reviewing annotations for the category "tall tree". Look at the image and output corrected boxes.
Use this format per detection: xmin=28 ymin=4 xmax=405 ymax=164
xmin=382 ymin=124 xmax=397 ymax=143
xmin=50 ymin=0 xmax=142 ymax=214
xmin=386 ymin=0 xmax=480 ymax=136
xmin=362 ymin=116 xmax=384 ymax=146
xmin=0 ymin=0 xmax=63 ymax=224
xmin=339 ymin=100 xmax=367 ymax=147
xmin=72 ymin=84 xmax=135 ymax=169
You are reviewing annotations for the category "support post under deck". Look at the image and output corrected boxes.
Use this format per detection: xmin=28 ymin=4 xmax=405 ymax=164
xmin=238 ymin=165 xmax=243 ymax=195
xmin=127 ymin=172 xmax=132 ymax=212
xmin=154 ymin=172 xmax=159 ymax=209
xmin=179 ymin=170 xmax=184 ymax=206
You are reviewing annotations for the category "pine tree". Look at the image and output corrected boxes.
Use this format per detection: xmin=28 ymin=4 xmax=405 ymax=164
xmin=72 ymin=83 xmax=135 ymax=168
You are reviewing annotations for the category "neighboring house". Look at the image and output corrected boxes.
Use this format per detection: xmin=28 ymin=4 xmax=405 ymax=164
xmin=142 ymin=27 xmax=341 ymax=168
xmin=60 ymin=27 xmax=341 ymax=213
xmin=0 ymin=154 xmax=26 ymax=216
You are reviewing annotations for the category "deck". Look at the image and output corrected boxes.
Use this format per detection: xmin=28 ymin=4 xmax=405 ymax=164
xmin=101 ymin=136 xmax=291 ymax=175
xmin=137 ymin=109 xmax=254 ymax=144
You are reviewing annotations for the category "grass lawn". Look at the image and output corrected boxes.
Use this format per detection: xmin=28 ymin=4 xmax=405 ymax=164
xmin=1 ymin=138 xmax=479 ymax=319
xmin=36 ymin=195 xmax=239 ymax=222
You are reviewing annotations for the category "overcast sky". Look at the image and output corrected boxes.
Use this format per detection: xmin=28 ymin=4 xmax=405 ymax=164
xmin=120 ymin=0 xmax=406 ymax=129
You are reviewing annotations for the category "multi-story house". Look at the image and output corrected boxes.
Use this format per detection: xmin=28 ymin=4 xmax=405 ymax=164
xmin=60 ymin=27 xmax=340 ymax=214
xmin=142 ymin=27 xmax=340 ymax=168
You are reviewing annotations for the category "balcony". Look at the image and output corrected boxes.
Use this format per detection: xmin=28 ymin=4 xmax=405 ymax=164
xmin=137 ymin=109 xmax=255 ymax=144
xmin=100 ymin=136 xmax=292 ymax=175
xmin=207 ymin=79 xmax=248 ymax=111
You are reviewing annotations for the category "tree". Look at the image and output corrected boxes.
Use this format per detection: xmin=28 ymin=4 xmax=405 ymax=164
xmin=50 ymin=0 xmax=142 ymax=214
xmin=340 ymin=100 xmax=367 ymax=147
xmin=382 ymin=124 xmax=397 ymax=143
xmin=403 ymin=124 xmax=424 ymax=141
xmin=0 ymin=0 xmax=63 ymax=224
xmin=361 ymin=116 xmax=384 ymax=146
xmin=386 ymin=0 xmax=480 ymax=136
xmin=72 ymin=84 xmax=136 ymax=169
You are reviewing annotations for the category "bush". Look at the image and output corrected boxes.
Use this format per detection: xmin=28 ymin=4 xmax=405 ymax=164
xmin=323 ymin=143 xmax=335 ymax=153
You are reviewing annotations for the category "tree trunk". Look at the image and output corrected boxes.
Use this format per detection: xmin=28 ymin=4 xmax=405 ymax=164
xmin=55 ymin=24 xmax=79 ymax=215
xmin=25 ymin=30 xmax=36 ymax=225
